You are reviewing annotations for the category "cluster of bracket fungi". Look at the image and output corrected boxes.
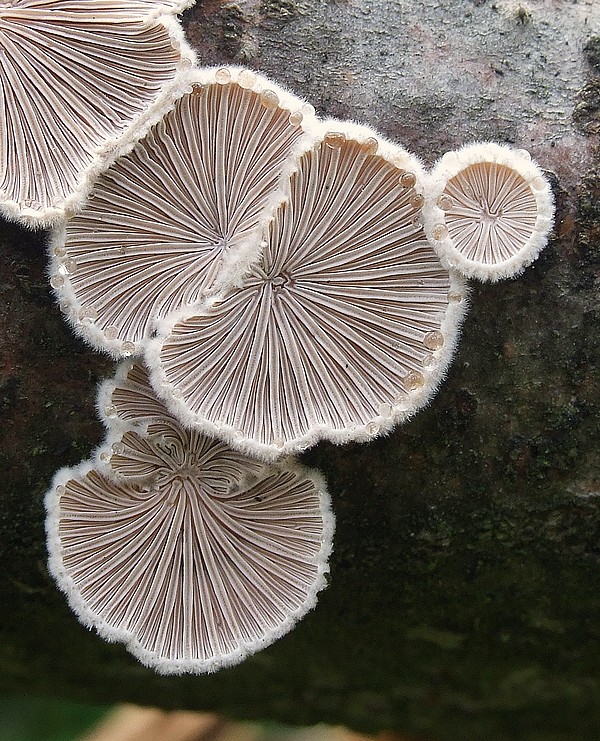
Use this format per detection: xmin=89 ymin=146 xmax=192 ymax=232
xmin=1 ymin=1 xmax=554 ymax=674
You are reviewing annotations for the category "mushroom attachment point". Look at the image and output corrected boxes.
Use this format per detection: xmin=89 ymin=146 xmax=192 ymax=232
xmin=423 ymin=143 xmax=555 ymax=281
xmin=0 ymin=0 xmax=195 ymax=227
xmin=148 ymin=123 xmax=468 ymax=460
xmin=49 ymin=67 xmax=316 ymax=357
xmin=45 ymin=361 xmax=334 ymax=674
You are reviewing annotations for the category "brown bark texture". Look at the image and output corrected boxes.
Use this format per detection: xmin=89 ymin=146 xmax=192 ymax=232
xmin=1 ymin=2 xmax=600 ymax=740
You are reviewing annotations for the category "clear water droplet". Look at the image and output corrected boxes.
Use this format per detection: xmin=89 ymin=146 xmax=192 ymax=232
xmin=406 ymin=370 xmax=425 ymax=391
xmin=410 ymin=192 xmax=425 ymax=209
xmin=260 ymin=89 xmax=279 ymax=109
xmin=438 ymin=194 xmax=453 ymax=211
xmin=431 ymin=223 xmax=449 ymax=241
xmin=423 ymin=353 xmax=436 ymax=369
xmin=215 ymin=67 xmax=231 ymax=84
xmin=378 ymin=403 xmax=392 ymax=418
xmin=442 ymin=151 xmax=460 ymax=166
xmin=423 ymin=330 xmax=444 ymax=351
xmin=362 ymin=137 xmax=378 ymax=155
xmin=104 ymin=326 xmax=119 ymax=341
xmin=324 ymin=132 xmax=346 ymax=149
xmin=531 ymin=176 xmax=546 ymax=192
xmin=399 ymin=171 xmax=417 ymax=188
xmin=79 ymin=306 xmax=98 ymax=325
xmin=237 ymin=69 xmax=256 ymax=88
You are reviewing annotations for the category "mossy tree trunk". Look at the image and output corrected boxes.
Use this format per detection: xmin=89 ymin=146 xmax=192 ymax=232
xmin=1 ymin=2 xmax=600 ymax=740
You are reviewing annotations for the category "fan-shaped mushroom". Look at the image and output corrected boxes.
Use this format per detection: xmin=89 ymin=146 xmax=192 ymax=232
xmin=0 ymin=0 xmax=195 ymax=226
xmin=49 ymin=66 xmax=316 ymax=357
xmin=149 ymin=122 xmax=468 ymax=460
xmin=45 ymin=361 xmax=334 ymax=674
xmin=423 ymin=143 xmax=555 ymax=281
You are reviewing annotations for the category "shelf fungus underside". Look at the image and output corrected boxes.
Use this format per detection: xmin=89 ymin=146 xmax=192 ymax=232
xmin=50 ymin=75 xmax=310 ymax=356
xmin=424 ymin=143 xmax=555 ymax=281
xmin=45 ymin=362 xmax=334 ymax=674
xmin=37 ymin=60 xmax=556 ymax=675
xmin=0 ymin=0 xmax=194 ymax=224
xmin=151 ymin=134 xmax=468 ymax=459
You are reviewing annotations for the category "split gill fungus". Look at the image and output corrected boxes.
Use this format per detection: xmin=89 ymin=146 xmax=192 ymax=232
xmin=149 ymin=120 xmax=469 ymax=460
xmin=22 ymin=51 xmax=554 ymax=672
xmin=0 ymin=0 xmax=195 ymax=226
xmin=45 ymin=361 xmax=334 ymax=674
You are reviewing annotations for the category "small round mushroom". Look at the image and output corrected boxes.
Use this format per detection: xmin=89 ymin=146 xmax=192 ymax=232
xmin=0 ymin=1 xmax=195 ymax=227
xmin=149 ymin=122 xmax=468 ymax=460
xmin=423 ymin=143 xmax=555 ymax=281
xmin=49 ymin=67 xmax=317 ymax=357
xmin=45 ymin=361 xmax=334 ymax=674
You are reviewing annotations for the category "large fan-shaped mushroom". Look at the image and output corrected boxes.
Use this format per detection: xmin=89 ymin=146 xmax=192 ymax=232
xmin=49 ymin=67 xmax=315 ymax=357
xmin=0 ymin=0 xmax=195 ymax=226
xmin=149 ymin=123 xmax=468 ymax=460
xmin=45 ymin=361 xmax=334 ymax=674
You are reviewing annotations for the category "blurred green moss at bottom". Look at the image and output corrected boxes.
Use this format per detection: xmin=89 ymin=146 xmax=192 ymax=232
xmin=0 ymin=694 xmax=109 ymax=741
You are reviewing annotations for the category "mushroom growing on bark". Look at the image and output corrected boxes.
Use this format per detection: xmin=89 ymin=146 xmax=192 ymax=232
xmin=423 ymin=143 xmax=555 ymax=281
xmin=49 ymin=66 xmax=316 ymax=357
xmin=148 ymin=121 xmax=468 ymax=460
xmin=0 ymin=0 xmax=195 ymax=226
xmin=45 ymin=361 xmax=334 ymax=674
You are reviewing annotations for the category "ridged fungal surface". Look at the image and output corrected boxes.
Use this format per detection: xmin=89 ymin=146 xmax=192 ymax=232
xmin=0 ymin=0 xmax=195 ymax=226
xmin=45 ymin=361 xmax=334 ymax=674
xmin=149 ymin=124 xmax=468 ymax=460
xmin=423 ymin=143 xmax=555 ymax=281
xmin=38 ymin=59 xmax=557 ymax=675
xmin=50 ymin=68 xmax=315 ymax=357
xmin=45 ymin=65 xmax=555 ymax=460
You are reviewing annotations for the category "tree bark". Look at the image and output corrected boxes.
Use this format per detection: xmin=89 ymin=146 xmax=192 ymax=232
xmin=1 ymin=2 xmax=600 ymax=740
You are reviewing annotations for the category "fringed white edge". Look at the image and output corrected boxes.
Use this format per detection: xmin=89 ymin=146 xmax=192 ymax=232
xmin=145 ymin=0 xmax=196 ymax=19
xmin=45 ymin=459 xmax=334 ymax=675
xmin=45 ymin=375 xmax=336 ymax=675
xmin=146 ymin=121 xmax=470 ymax=462
xmin=422 ymin=142 xmax=556 ymax=282
xmin=47 ymin=65 xmax=320 ymax=359
xmin=2 ymin=13 xmax=197 ymax=229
